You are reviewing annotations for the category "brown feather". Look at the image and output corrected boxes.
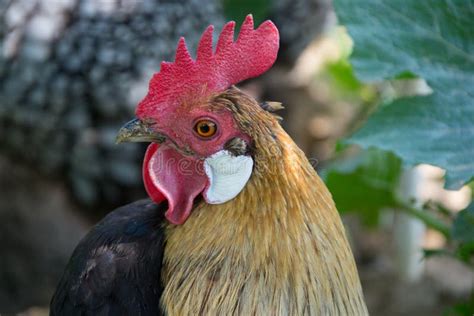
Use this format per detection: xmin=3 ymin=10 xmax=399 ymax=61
xmin=260 ymin=101 xmax=284 ymax=112
xmin=160 ymin=88 xmax=368 ymax=315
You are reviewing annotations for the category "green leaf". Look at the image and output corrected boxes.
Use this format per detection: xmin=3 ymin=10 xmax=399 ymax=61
xmin=326 ymin=60 xmax=363 ymax=93
xmin=455 ymin=242 xmax=474 ymax=264
xmin=323 ymin=148 xmax=402 ymax=226
xmin=452 ymin=203 xmax=474 ymax=244
xmin=333 ymin=0 xmax=474 ymax=189
xmin=445 ymin=298 xmax=474 ymax=316
xmin=452 ymin=204 xmax=474 ymax=265
xmin=422 ymin=248 xmax=451 ymax=259
xmin=222 ymin=0 xmax=270 ymax=27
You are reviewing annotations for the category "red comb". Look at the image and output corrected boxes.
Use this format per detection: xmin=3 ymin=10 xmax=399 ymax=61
xmin=136 ymin=15 xmax=279 ymax=117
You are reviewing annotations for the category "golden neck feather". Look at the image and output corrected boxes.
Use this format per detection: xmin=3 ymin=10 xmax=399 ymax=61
xmin=161 ymin=90 xmax=368 ymax=315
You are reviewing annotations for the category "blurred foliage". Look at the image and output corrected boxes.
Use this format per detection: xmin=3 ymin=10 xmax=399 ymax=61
xmin=453 ymin=204 xmax=474 ymax=245
xmin=315 ymin=28 xmax=395 ymax=227
xmin=330 ymin=0 xmax=474 ymax=246
xmin=328 ymin=0 xmax=474 ymax=252
xmin=329 ymin=0 xmax=473 ymax=312
xmin=429 ymin=203 xmax=474 ymax=315
xmin=323 ymin=147 xmax=401 ymax=226
xmin=322 ymin=33 xmax=377 ymax=103
xmin=222 ymin=0 xmax=270 ymax=26
xmin=326 ymin=0 xmax=474 ymax=237
xmin=446 ymin=297 xmax=474 ymax=316
xmin=452 ymin=203 xmax=474 ymax=266
xmin=326 ymin=61 xmax=363 ymax=93
xmin=334 ymin=0 xmax=474 ymax=189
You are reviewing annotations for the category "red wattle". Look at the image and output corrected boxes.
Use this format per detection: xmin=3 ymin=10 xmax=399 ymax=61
xmin=143 ymin=143 xmax=208 ymax=225
xmin=143 ymin=144 xmax=166 ymax=204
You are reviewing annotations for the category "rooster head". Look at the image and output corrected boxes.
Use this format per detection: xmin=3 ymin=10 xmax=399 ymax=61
xmin=116 ymin=15 xmax=279 ymax=225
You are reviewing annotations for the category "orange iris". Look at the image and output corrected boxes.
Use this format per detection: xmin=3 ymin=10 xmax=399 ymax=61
xmin=194 ymin=120 xmax=217 ymax=138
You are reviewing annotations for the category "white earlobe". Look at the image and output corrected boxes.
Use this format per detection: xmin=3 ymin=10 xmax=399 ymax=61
xmin=203 ymin=150 xmax=253 ymax=204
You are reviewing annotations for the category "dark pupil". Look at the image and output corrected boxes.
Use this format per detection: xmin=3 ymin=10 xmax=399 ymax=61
xmin=200 ymin=124 xmax=210 ymax=133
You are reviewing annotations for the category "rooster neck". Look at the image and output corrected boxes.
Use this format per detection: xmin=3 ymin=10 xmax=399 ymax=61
xmin=160 ymin=124 xmax=368 ymax=315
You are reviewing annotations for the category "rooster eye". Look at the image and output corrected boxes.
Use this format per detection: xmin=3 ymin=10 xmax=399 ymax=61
xmin=194 ymin=120 xmax=217 ymax=138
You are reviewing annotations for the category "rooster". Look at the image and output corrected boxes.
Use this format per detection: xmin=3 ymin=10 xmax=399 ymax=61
xmin=51 ymin=15 xmax=368 ymax=315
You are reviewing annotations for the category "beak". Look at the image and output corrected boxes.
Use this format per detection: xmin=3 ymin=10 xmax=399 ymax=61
xmin=116 ymin=118 xmax=166 ymax=144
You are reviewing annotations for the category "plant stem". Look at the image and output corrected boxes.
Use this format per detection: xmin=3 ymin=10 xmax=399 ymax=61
xmin=397 ymin=200 xmax=451 ymax=239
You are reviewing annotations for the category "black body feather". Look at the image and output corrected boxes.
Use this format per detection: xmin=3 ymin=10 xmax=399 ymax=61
xmin=50 ymin=200 xmax=166 ymax=316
